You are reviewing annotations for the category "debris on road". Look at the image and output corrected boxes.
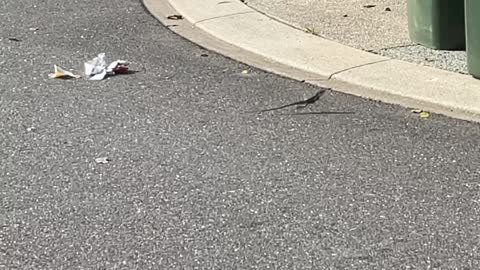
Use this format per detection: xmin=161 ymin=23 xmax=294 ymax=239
xmin=84 ymin=53 xmax=129 ymax=80
xmin=420 ymin=111 xmax=430 ymax=118
xmin=363 ymin=4 xmax=376 ymax=8
xmin=304 ymin=27 xmax=317 ymax=35
xmin=167 ymin=14 xmax=183 ymax=20
xmin=48 ymin=65 xmax=81 ymax=79
xmin=95 ymin=157 xmax=111 ymax=164
xmin=411 ymin=109 xmax=431 ymax=118
xmin=241 ymin=69 xmax=249 ymax=74
xmin=8 ymin=37 xmax=21 ymax=42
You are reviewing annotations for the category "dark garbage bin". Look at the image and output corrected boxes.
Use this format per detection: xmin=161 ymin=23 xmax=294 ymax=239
xmin=465 ymin=0 xmax=480 ymax=78
xmin=407 ymin=0 xmax=465 ymax=50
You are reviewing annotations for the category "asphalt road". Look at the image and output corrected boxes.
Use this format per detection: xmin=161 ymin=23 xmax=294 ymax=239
xmin=1 ymin=0 xmax=480 ymax=269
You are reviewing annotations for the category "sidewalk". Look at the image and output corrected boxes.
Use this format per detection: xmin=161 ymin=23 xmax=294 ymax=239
xmin=246 ymin=0 xmax=468 ymax=74
xmin=145 ymin=0 xmax=480 ymax=122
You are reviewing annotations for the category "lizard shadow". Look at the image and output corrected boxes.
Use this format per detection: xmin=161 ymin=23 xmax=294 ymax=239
xmin=285 ymin=111 xmax=355 ymax=116
xmin=115 ymin=70 xmax=140 ymax=75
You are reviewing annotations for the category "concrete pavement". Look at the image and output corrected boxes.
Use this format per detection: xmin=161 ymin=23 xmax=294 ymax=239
xmin=148 ymin=0 xmax=480 ymax=123
xmin=246 ymin=0 xmax=468 ymax=74
xmin=246 ymin=0 xmax=412 ymax=51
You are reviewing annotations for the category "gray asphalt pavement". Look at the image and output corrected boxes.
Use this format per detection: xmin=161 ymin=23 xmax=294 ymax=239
xmin=1 ymin=0 xmax=480 ymax=269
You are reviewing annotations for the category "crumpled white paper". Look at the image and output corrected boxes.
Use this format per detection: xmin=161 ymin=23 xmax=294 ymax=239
xmin=84 ymin=53 xmax=129 ymax=80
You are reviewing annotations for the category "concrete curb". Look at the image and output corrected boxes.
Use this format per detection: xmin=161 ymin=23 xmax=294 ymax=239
xmin=143 ymin=0 xmax=480 ymax=122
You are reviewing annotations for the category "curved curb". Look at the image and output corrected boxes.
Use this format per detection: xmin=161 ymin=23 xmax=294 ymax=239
xmin=144 ymin=0 xmax=480 ymax=122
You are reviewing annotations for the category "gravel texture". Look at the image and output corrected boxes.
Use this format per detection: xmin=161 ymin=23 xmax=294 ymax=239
xmin=377 ymin=45 xmax=468 ymax=74
xmin=245 ymin=0 xmax=470 ymax=75
xmin=245 ymin=0 xmax=411 ymax=51
xmin=1 ymin=0 xmax=480 ymax=269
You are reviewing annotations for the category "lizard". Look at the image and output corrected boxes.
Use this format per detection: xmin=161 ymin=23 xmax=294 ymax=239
xmin=255 ymin=89 xmax=328 ymax=113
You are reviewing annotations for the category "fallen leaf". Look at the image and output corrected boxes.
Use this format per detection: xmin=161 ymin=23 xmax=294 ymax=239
xmin=420 ymin=112 xmax=430 ymax=118
xmin=167 ymin=14 xmax=183 ymax=20
xmin=411 ymin=109 xmax=431 ymax=118
xmin=304 ymin=27 xmax=316 ymax=34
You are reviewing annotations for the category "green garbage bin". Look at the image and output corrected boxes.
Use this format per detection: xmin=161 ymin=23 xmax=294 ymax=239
xmin=466 ymin=0 xmax=480 ymax=78
xmin=407 ymin=0 xmax=465 ymax=50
